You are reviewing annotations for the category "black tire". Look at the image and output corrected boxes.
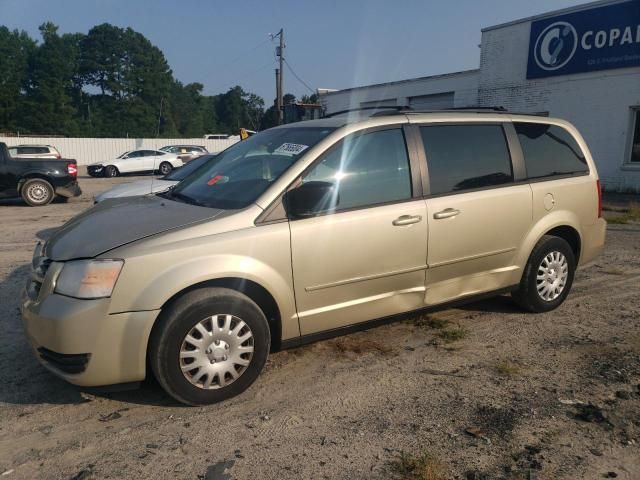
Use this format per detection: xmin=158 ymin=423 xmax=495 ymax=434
xmin=21 ymin=178 xmax=54 ymax=206
xmin=512 ymin=235 xmax=576 ymax=313
xmin=149 ymin=287 xmax=271 ymax=406
xmin=104 ymin=165 xmax=119 ymax=177
xmin=158 ymin=162 xmax=173 ymax=175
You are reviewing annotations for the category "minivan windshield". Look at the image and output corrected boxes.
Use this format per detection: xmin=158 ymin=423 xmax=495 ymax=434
xmin=169 ymin=126 xmax=335 ymax=209
xmin=164 ymin=154 xmax=216 ymax=181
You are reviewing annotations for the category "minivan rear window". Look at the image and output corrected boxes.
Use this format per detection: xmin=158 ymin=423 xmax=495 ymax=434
xmin=514 ymin=123 xmax=588 ymax=179
xmin=420 ymin=125 xmax=513 ymax=195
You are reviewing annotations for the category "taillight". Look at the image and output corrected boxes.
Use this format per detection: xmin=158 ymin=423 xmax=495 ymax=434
xmin=67 ymin=163 xmax=78 ymax=177
xmin=596 ymin=179 xmax=602 ymax=218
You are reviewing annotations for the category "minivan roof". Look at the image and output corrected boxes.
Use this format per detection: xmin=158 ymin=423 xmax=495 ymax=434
xmin=274 ymin=109 xmax=559 ymax=130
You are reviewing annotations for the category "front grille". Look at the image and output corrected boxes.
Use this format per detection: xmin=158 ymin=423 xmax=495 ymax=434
xmin=38 ymin=347 xmax=90 ymax=374
xmin=27 ymin=255 xmax=52 ymax=301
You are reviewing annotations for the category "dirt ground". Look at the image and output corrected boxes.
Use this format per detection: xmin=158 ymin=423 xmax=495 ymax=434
xmin=0 ymin=172 xmax=639 ymax=480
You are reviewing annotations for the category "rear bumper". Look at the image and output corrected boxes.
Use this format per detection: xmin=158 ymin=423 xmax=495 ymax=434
xmin=54 ymin=181 xmax=82 ymax=198
xmin=580 ymin=218 xmax=606 ymax=265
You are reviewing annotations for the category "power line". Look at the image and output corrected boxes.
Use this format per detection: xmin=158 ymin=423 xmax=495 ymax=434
xmin=211 ymin=59 xmax=276 ymax=93
xmin=283 ymin=58 xmax=315 ymax=94
xmin=212 ymin=37 xmax=272 ymax=74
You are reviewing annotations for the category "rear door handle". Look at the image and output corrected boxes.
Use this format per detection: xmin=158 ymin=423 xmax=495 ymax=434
xmin=433 ymin=208 xmax=460 ymax=219
xmin=392 ymin=215 xmax=422 ymax=226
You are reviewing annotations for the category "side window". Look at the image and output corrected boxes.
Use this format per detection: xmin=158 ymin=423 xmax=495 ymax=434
xmin=420 ymin=125 xmax=513 ymax=195
xmin=514 ymin=122 xmax=588 ymax=179
xmin=36 ymin=147 xmax=49 ymax=154
xmin=127 ymin=151 xmax=142 ymax=158
xmin=302 ymin=128 xmax=412 ymax=212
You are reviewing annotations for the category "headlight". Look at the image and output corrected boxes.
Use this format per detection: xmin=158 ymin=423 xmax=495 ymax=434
xmin=55 ymin=259 xmax=124 ymax=299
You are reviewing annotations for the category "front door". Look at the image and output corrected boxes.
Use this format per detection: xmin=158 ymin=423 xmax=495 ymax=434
xmin=289 ymin=127 xmax=428 ymax=335
xmin=417 ymin=123 xmax=532 ymax=304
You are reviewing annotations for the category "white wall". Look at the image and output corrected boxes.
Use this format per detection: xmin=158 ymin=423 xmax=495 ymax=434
xmin=319 ymin=70 xmax=480 ymax=114
xmin=0 ymin=137 xmax=239 ymax=166
xmin=479 ymin=20 xmax=640 ymax=192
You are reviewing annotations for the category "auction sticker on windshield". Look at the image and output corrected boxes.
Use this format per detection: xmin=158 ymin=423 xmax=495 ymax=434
xmin=274 ymin=143 xmax=309 ymax=156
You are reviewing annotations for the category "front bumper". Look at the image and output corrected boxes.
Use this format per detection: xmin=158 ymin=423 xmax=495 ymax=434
xmin=20 ymin=255 xmax=159 ymax=387
xmin=87 ymin=165 xmax=104 ymax=177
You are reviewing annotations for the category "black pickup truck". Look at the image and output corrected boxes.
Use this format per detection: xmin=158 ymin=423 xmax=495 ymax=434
xmin=0 ymin=142 xmax=81 ymax=206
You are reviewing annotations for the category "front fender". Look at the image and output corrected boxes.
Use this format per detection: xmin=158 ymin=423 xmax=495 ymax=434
xmin=106 ymin=222 xmax=299 ymax=339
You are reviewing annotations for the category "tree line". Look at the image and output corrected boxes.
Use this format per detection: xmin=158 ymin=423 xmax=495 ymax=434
xmin=0 ymin=22 xmax=316 ymax=138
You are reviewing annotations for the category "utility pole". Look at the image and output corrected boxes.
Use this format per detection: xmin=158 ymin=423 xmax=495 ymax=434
xmin=275 ymin=67 xmax=281 ymax=124
xmin=275 ymin=28 xmax=284 ymax=125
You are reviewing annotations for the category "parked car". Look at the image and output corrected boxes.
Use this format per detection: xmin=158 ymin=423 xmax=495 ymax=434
xmin=0 ymin=142 xmax=80 ymax=206
xmin=94 ymin=154 xmax=216 ymax=203
xmin=8 ymin=144 xmax=62 ymax=160
xmin=159 ymin=145 xmax=208 ymax=162
xmin=203 ymin=134 xmax=230 ymax=140
xmin=87 ymin=149 xmax=183 ymax=177
xmin=21 ymin=111 xmax=606 ymax=405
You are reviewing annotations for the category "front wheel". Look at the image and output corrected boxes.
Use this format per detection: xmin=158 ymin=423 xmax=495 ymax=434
xmin=149 ymin=288 xmax=270 ymax=405
xmin=158 ymin=162 xmax=173 ymax=175
xmin=512 ymin=235 xmax=576 ymax=313
xmin=104 ymin=165 xmax=119 ymax=177
xmin=21 ymin=178 xmax=54 ymax=206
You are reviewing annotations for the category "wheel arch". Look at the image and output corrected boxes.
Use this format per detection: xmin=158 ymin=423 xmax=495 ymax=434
xmin=156 ymin=277 xmax=283 ymax=352
xmin=517 ymin=211 xmax=583 ymax=270
xmin=17 ymin=173 xmax=54 ymax=193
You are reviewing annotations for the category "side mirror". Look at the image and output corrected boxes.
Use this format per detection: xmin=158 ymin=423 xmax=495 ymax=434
xmin=283 ymin=181 xmax=339 ymax=219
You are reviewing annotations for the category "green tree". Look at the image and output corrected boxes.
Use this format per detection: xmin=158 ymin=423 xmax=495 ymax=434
xmin=80 ymin=23 xmax=172 ymax=136
xmin=21 ymin=23 xmax=83 ymax=135
xmin=0 ymin=27 xmax=36 ymax=132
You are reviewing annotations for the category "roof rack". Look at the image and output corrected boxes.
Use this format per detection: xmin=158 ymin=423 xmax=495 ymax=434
xmin=370 ymin=106 xmax=511 ymax=117
xmin=323 ymin=106 xmax=408 ymax=118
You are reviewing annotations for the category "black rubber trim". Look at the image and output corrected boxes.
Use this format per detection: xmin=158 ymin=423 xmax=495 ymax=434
xmin=38 ymin=347 xmax=90 ymax=374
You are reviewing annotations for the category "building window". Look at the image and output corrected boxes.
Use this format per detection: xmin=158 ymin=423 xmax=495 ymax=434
xmin=631 ymin=108 xmax=640 ymax=164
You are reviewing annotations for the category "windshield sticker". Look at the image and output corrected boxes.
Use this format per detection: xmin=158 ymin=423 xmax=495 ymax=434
xmin=273 ymin=143 xmax=309 ymax=156
xmin=207 ymin=175 xmax=224 ymax=186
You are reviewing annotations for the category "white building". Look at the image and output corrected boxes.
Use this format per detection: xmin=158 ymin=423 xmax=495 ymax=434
xmin=320 ymin=0 xmax=640 ymax=192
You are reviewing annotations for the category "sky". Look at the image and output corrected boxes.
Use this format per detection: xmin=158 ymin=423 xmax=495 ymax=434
xmin=0 ymin=0 xmax=591 ymax=103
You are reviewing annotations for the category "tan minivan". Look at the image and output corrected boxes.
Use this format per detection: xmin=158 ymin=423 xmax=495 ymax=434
xmin=21 ymin=110 xmax=606 ymax=405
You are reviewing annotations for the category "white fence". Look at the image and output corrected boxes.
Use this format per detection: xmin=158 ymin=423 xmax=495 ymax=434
xmin=0 ymin=136 xmax=240 ymax=165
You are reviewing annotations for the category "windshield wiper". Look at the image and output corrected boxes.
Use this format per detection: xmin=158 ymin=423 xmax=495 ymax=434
xmin=159 ymin=189 xmax=205 ymax=207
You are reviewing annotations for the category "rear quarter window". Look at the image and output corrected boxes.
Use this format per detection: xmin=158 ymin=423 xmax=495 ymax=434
xmin=514 ymin=123 xmax=588 ymax=179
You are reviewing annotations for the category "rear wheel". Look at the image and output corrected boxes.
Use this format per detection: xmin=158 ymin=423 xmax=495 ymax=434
xmin=21 ymin=178 xmax=54 ymax=206
xmin=104 ymin=165 xmax=119 ymax=177
xmin=512 ymin=235 xmax=576 ymax=312
xmin=158 ymin=162 xmax=173 ymax=175
xmin=149 ymin=287 xmax=270 ymax=405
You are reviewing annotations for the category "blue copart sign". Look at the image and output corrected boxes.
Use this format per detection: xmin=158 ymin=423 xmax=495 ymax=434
xmin=527 ymin=0 xmax=640 ymax=79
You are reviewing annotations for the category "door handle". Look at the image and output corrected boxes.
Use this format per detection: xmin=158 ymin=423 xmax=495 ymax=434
xmin=433 ymin=208 xmax=460 ymax=219
xmin=392 ymin=215 xmax=422 ymax=226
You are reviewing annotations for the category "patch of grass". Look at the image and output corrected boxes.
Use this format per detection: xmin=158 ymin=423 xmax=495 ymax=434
xmin=603 ymin=202 xmax=640 ymax=224
xmin=331 ymin=337 xmax=393 ymax=356
xmin=389 ymin=450 xmax=445 ymax=480
xmin=601 ymin=267 xmax=626 ymax=275
xmin=494 ymin=360 xmax=521 ymax=376
xmin=411 ymin=314 xmax=450 ymax=330
xmin=606 ymin=215 xmax=630 ymax=225
xmin=437 ymin=324 xmax=468 ymax=343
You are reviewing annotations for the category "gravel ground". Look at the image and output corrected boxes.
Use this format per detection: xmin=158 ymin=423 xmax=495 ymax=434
xmin=0 ymin=172 xmax=639 ymax=480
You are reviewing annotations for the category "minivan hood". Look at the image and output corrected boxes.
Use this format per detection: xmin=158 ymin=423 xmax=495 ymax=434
xmin=94 ymin=179 xmax=176 ymax=202
xmin=45 ymin=195 xmax=226 ymax=261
